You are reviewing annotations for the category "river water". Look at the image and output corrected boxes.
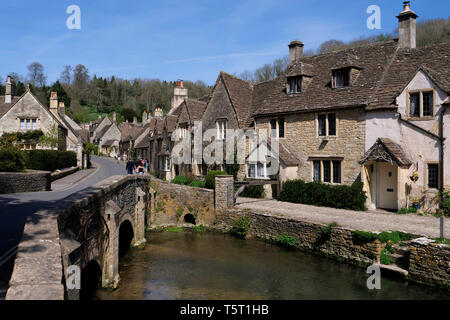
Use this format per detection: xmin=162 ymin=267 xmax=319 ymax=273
xmin=94 ymin=232 xmax=449 ymax=300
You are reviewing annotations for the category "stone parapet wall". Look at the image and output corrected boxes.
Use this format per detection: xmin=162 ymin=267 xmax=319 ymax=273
xmin=149 ymin=178 xmax=215 ymax=226
xmin=0 ymin=170 xmax=51 ymax=194
xmin=408 ymin=240 xmax=450 ymax=287
xmin=50 ymin=166 xmax=79 ymax=182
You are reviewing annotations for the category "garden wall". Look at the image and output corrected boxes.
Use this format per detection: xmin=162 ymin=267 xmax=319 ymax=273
xmin=215 ymin=209 xmax=382 ymax=266
xmin=149 ymin=178 xmax=215 ymax=227
xmin=408 ymin=240 xmax=450 ymax=287
xmin=0 ymin=170 xmax=51 ymax=194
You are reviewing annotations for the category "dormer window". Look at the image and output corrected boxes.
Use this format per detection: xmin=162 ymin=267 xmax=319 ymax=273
xmin=332 ymin=68 xmax=350 ymax=88
xmin=287 ymin=76 xmax=302 ymax=94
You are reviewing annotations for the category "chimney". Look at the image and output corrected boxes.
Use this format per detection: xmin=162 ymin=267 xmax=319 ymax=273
xmin=397 ymin=1 xmax=418 ymax=49
xmin=58 ymin=101 xmax=65 ymax=117
xmin=112 ymin=112 xmax=117 ymax=123
xmin=289 ymin=40 xmax=304 ymax=64
xmin=142 ymin=110 xmax=148 ymax=123
xmin=50 ymin=92 xmax=58 ymax=117
xmin=98 ymin=115 xmax=102 ymax=120
xmin=154 ymin=107 xmax=163 ymax=117
xmin=5 ymin=75 xmax=14 ymax=104
xmin=177 ymin=79 xmax=184 ymax=88
xmin=133 ymin=116 xmax=137 ymax=124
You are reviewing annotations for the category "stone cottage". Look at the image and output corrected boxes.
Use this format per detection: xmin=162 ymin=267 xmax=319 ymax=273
xmin=0 ymin=78 xmax=87 ymax=167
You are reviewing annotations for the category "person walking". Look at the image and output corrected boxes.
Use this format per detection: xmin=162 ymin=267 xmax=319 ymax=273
xmin=136 ymin=163 xmax=145 ymax=175
xmin=126 ymin=159 xmax=135 ymax=175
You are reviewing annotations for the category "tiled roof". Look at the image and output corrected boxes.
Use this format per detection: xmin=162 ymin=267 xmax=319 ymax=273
xmin=165 ymin=115 xmax=178 ymax=133
xmin=367 ymin=42 xmax=450 ymax=109
xmin=184 ymin=98 xmax=207 ymax=123
xmin=252 ymin=40 xmax=400 ymax=117
xmin=359 ymin=137 xmax=412 ymax=167
xmin=0 ymin=96 xmax=20 ymax=118
xmin=220 ymin=72 xmax=254 ymax=128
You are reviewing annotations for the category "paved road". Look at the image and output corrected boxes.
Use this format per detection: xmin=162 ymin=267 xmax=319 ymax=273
xmin=0 ymin=156 xmax=125 ymax=298
xmin=236 ymin=198 xmax=449 ymax=238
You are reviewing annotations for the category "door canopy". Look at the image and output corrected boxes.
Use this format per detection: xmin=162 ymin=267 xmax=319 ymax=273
xmin=359 ymin=138 xmax=412 ymax=168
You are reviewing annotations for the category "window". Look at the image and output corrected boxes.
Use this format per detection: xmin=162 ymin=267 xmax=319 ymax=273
xmin=427 ymin=164 xmax=439 ymax=189
xmin=409 ymin=90 xmax=434 ymax=118
xmin=318 ymin=113 xmax=337 ymax=137
xmin=20 ymin=119 xmax=37 ymax=131
xmin=179 ymin=125 xmax=188 ymax=139
xmin=318 ymin=115 xmax=326 ymax=136
xmin=160 ymin=156 xmax=171 ymax=172
xmin=216 ymin=119 xmax=227 ymax=140
xmin=332 ymin=161 xmax=341 ymax=183
xmin=423 ymin=92 xmax=433 ymax=117
xmin=332 ymin=69 xmax=350 ymax=88
xmin=270 ymin=118 xmax=285 ymax=138
xmin=247 ymin=162 xmax=268 ymax=179
xmin=288 ymin=76 xmax=302 ymax=94
xmin=312 ymin=159 xmax=342 ymax=184
xmin=313 ymin=161 xmax=321 ymax=182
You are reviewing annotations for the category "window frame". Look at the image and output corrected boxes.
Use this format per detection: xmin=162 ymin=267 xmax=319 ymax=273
xmin=332 ymin=68 xmax=351 ymax=88
xmin=287 ymin=76 xmax=302 ymax=94
xmin=311 ymin=159 xmax=342 ymax=184
xmin=246 ymin=162 xmax=269 ymax=180
xmin=270 ymin=118 xmax=285 ymax=139
xmin=426 ymin=163 xmax=439 ymax=190
xmin=407 ymin=89 xmax=435 ymax=119
xmin=316 ymin=112 xmax=338 ymax=137
xmin=216 ymin=119 xmax=227 ymax=140
xmin=19 ymin=118 xmax=38 ymax=131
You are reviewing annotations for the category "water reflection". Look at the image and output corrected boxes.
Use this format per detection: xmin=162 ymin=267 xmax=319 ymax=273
xmin=95 ymin=232 xmax=449 ymax=300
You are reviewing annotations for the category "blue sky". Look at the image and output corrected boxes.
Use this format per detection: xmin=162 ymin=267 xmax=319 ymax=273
xmin=1 ymin=0 xmax=449 ymax=85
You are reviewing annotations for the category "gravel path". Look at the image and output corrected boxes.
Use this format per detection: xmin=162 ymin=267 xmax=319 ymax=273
xmin=235 ymin=198 xmax=448 ymax=238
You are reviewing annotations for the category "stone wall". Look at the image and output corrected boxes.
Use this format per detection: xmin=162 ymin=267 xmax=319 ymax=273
xmin=408 ymin=240 xmax=450 ymax=287
xmin=0 ymin=170 xmax=51 ymax=194
xmin=215 ymin=209 xmax=382 ymax=266
xmin=149 ymin=178 xmax=215 ymax=227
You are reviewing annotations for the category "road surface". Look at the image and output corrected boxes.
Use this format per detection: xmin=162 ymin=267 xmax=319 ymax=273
xmin=0 ymin=156 xmax=125 ymax=298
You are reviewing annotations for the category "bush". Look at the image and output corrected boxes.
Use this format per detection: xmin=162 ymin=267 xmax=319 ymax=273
xmin=231 ymin=215 xmax=251 ymax=238
xmin=0 ymin=145 xmax=26 ymax=172
xmin=205 ymin=170 xmax=227 ymax=190
xmin=352 ymin=230 xmax=413 ymax=245
xmin=188 ymin=180 xmax=206 ymax=188
xmin=24 ymin=150 xmax=77 ymax=172
xmin=279 ymin=179 xmax=367 ymax=211
xmin=240 ymin=185 xmax=265 ymax=199
xmin=442 ymin=192 xmax=450 ymax=216
xmin=397 ymin=207 xmax=418 ymax=214
xmin=277 ymin=234 xmax=298 ymax=248
xmin=171 ymin=175 xmax=188 ymax=185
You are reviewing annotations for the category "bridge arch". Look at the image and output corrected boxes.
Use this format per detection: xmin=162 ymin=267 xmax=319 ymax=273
xmin=80 ymin=260 xmax=102 ymax=300
xmin=119 ymin=219 xmax=134 ymax=259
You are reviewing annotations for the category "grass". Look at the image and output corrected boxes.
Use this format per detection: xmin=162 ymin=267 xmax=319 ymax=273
xmin=352 ymin=230 xmax=413 ymax=245
xmin=432 ymin=238 xmax=450 ymax=245
xmin=166 ymin=227 xmax=184 ymax=233
xmin=231 ymin=215 xmax=252 ymax=238
xmin=277 ymin=234 xmax=298 ymax=248
xmin=380 ymin=247 xmax=395 ymax=265
xmin=397 ymin=207 xmax=418 ymax=214
xmin=191 ymin=225 xmax=213 ymax=233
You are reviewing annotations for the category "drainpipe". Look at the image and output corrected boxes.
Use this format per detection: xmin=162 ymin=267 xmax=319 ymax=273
xmin=439 ymin=104 xmax=448 ymax=209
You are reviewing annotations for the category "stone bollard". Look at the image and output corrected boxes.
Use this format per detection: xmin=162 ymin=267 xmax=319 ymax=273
xmin=215 ymin=175 xmax=234 ymax=210
xmin=132 ymin=187 xmax=147 ymax=247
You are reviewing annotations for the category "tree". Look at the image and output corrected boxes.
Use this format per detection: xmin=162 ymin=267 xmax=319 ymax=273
xmin=38 ymin=124 xmax=59 ymax=149
xmin=120 ymin=107 xmax=136 ymax=122
xmin=48 ymin=81 xmax=71 ymax=108
xmin=318 ymin=40 xmax=346 ymax=54
xmin=60 ymin=65 xmax=73 ymax=85
xmin=27 ymin=62 xmax=47 ymax=87
xmin=15 ymin=81 xmax=26 ymax=96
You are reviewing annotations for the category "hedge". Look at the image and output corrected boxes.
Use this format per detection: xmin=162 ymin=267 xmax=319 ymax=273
xmin=0 ymin=145 xmax=26 ymax=172
xmin=24 ymin=150 xmax=77 ymax=172
xmin=188 ymin=180 xmax=206 ymax=188
xmin=240 ymin=185 xmax=265 ymax=199
xmin=279 ymin=179 xmax=367 ymax=211
xmin=171 ymin=175 xmax=188 ymax=185
xmin=205 ymin=170 xmax=227 ymax=190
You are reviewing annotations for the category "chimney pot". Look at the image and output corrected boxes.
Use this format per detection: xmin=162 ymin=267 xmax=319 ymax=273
xmin=289 ymin=40 xmax=304 ymax=64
